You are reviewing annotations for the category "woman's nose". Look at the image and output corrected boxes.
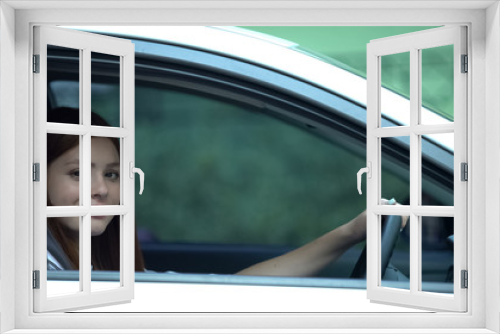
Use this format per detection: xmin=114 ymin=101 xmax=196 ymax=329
xmin=91 ymin=174 xmax=108 ymax=199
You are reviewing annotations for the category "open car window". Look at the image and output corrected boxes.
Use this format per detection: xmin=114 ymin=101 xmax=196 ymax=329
xmin=46 ymin=27 xmax=454 ymax=298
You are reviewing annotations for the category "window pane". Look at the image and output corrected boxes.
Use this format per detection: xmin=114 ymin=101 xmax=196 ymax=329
xmin=380 ymin=52 xmax=410 ymax=127
xmin=421 ymin=133 xmax=454 ymax=206
xmin=47 ymin=45 xmax=81 ymax=122
xmin=421 ymin=45 xmax=454 ymax=124
xmin=134 ymin=85 xmax=370 ymax=276
xmin=92 ymin=52 xmax=120 ymax=127
xmin=381 ymin=136 xmax=410 ymax=203
xmin=380 ymin=215 xmax=410 ymax=290
xmin=90 ymin=136 xmax=121 ymax=207
xmin=421 ymin=216 xmax=454 ymax=294
xmin=47 ymin=216 xmax=81 ymax=296
xmin=47 ymin=134 xmax=81 ymax=206
xmin=91 ymin=216 xmax=121 ymax=291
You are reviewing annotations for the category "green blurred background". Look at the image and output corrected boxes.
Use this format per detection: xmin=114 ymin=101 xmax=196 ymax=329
xmin=244 ymin=26 xmax=453 ymax=120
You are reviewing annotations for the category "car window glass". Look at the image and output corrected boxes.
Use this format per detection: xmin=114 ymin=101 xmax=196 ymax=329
xmin=48 ymin=43 xmax=452 ymax=288
xmin=91 ymin=52 xmax=121 ymax=127
xmin=132 ymin=84 xmax=368 ymax=275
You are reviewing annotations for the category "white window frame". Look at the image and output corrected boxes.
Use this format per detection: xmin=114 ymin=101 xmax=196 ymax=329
xmin=366 ymin=26 xmax=468 ymax=312
xmin=32 ymin=25 xmax=136 ymax=312
xmin=0 ymin=1 xmax=498 ymax=333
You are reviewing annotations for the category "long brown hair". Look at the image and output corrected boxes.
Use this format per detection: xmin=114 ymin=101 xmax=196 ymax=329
xmin=47 ymin=107 xmax=145 ymax=271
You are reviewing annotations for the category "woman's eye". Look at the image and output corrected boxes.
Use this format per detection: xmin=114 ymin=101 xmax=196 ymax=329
xmin=70 ymin=170 xmax=80 ymax=178
xmin=105 ymin=171 xmax=120 ymax=180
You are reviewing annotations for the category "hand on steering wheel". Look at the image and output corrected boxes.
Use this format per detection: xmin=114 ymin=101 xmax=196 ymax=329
xmin=350 ymin=199 xmax=407 ymax=279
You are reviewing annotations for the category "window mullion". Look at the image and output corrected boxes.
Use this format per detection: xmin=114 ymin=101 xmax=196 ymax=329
xmin=81 ymin=134 xmax=91 ymax=294
xmin=81 ymin=47 xmax=92 ymax=295
xmin=45 ymin=124 xmax=130 ymax=138
xmin=409 ymin=47 xmax=420 ymax=294
xmin=452 ymin=26 xmax=468 ymax=305
xmin=82 ymin=48 xmax=91 ymax=208
xmin=122 ymin=50 xmax=135 ymax=293
xmin=80 ymin=215 xmax=90 ymax=294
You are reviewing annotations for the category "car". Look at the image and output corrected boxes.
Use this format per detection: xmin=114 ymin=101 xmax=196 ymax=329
xmin=46 ymin=26 xmax=454 ymax=293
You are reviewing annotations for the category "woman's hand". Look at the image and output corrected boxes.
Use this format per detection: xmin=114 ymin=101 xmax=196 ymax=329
xmin=381 ymin=198 xmax=409 ymax=230
xmin=343 ymin=198 xmax=407 ymax=243
xmin=236 ymin=198 xmax=407 ymax=277
xmin=237 ymin=210 xmax=369 ymax=277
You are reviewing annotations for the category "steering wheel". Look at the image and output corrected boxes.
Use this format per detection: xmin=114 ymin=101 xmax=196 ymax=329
xmin=350 ymin=215 xmax=403 ymax=278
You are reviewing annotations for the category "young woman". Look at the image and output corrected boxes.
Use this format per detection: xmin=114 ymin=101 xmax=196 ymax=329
xmin=46 ymin=107 xmax=402 ymax=276
xmin=46 ymin=107 xmax=145 ymax=271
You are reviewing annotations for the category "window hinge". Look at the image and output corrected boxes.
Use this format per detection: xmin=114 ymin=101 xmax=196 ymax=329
xmin=33 ymin=270 xmax=40 ymax=289
xmin=461 ymin=54 xmax=468 ymax=73
xmin=461 ymin=270 xmax=468 ymax=289
xmin=461 ymin=162 xmax=468 ymax=181
xmin=33 ymin=54 xmax=40 ymax=73
xmin=33 ymin=163 xmax=40 ymax=182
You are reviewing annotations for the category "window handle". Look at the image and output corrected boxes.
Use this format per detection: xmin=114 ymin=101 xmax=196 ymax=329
xmin=129 ymin=162 xmax=145 ymax=195
xmin=357 ymin=162 xmax=371 ymax=195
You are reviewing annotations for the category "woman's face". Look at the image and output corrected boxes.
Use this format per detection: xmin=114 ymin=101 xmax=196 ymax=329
xmin=47 ymin=137 xmax=120 ymax=236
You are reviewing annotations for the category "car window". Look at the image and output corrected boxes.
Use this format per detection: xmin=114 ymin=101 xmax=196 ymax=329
xmin=47 ymin=36 xmax=452 ymax=289
xmin=50 ymin=76 xmax=406 ymax=277
xmin=130 ymin=82 xmax=377 ymax=275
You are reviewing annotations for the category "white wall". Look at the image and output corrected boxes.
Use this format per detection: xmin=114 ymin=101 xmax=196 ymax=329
xmin=0 ymin=2 xmax=16 ymax=333
xmin=2 ymin=2 xmax=498 ymax=332
xmin=485 ymin=2 xmax=500 ymax=332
